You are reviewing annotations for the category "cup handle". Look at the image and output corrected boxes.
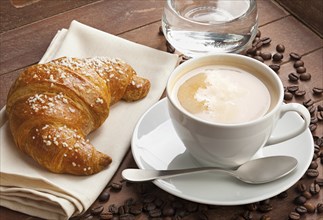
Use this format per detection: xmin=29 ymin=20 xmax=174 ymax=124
xmin=265 ymin=103 xmax=311 ymax=146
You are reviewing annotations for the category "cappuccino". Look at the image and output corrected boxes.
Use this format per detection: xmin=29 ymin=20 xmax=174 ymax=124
xmin=173 ymin=65 xmax=271 ymax=124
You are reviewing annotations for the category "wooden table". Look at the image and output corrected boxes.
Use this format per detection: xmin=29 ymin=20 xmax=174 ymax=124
xmin=1 ymin=0 xmax=322 ymax=219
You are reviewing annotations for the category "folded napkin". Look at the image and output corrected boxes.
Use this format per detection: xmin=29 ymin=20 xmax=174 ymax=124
xmin=0 ymin=20 xmax=178 ymax=219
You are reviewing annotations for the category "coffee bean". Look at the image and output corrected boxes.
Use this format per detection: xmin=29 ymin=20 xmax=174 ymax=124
xmin=313 ymin=87 xmax=323 ymax=95
xmin=260 ymin=215 xmax=271 ymax=220
xmin=296 ymin=66 xmax=306 ymax=74
xmin=288 ymin=73 xmax=299 ymax=82
xmin=111 ymin=182 xmax=123 ymax=191
xmin=119 ymin=213 xmax=135 ymax=220
xmin=109 ymin=204 xmax=119 ymax=214
xmin=261 ymin=37 xmax=272 ymax=45
xmin=144 ymin=202 xmax=156 ymax=211
xmin=256 ymin=30 xmax=261 ymax=37
xmin=299 ymin=72 xmax=311 ymax=81
xmin=295 ymin=205 xmax=307 ymax=215
xmin=269 ymin=64 xmax=280 ymax=72
xmin=149 ymin=209 xmax=162 ymax=218
xmin=317 ymin=203 xmax=323 ymax=213
xmin=288 ymin=211 xmax=300 ymax=220
xmin=246 ymin=203 xmax=258 ymax=211
xmin=186 ymin=202 xmax=198 ymax=212
xmin=246 ymin=47 xmax=257 ymax=55
xmin=294 ymin=90 xmax=306 ymax=97
xmin=284 ymin=92 xmax=293 ymax=100
xmin=294 ymin=195 xmax=307 ymax=205
xmin=302 ymin=191 xmax=312 ymax=199
xmin=287 ymin=85 xmax=299 ymax=93
xmin=255 ymin=41 xmax=263 ymax=49
xmin=317 ymin=111 xmax=323 ymax=121
xmin=242 ymin=210 xmax=253 ymax=220
xmin=129 ymin=204 xmax=143 ymax=215
xmin=100 ymin=211 xmax=113 ymax=220
xmin=304 ymin=202 xmax=316 ymax=213
xmin=303 ymin=99 xmax=314 ymax=107
xmin=309 ymin=123 xmax=318 ymax=132
xmin=99 ymin=191 xmax=110 ymax=202
xmin=258 ymin=203 xmax=273 ymax=212
xmin=277 ymin=190 xmax=288 ymax=199
xmin=309 ymin=182 xmax=320 ymax=195
xmin=273 ymin=53 xmax=283 ymax=61
xmin=306 ymin=169 xmax=319 ymax=178
xmin=309 ymin=161 xmax=318 ymax=169
xmin=162 ymin=205 xmax=175 ymax=216
xmin=254 ymin=55 xmax=264 ymax=62
xmin=276 ymin=44 xmax=285 ymax=52
xmin=317 ymin=104 xmax=323 ymax=111
xmin=158 ymin=26 xmax=164 ymax=35
xmin=293 ymin=60 xmax=304 ymax=68
xmin=315 ymin=178 xmax=323 ymax=186
xmin=296 ymin=183 xmax=307 ymax=192
xmin=91 ymin=205 xmax=104 ymax=215
xmin=260 ymin=52 xmax=272 ymax=60
xmin=290 ymin=52 xmax=302 ymax=60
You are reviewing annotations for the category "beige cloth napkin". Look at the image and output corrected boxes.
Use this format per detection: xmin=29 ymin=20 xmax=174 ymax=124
xmin=0 ymin=20 xmax=178 ymax=219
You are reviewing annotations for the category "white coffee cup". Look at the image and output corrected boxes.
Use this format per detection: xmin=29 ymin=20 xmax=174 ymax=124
xmin=166 ymin=54 xmax=310 ymax=168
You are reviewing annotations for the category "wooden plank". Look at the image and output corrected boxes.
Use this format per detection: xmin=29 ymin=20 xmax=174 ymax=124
xmin=275 ymin=0 xmax=323 ymax=37
xmin=0 ymin=0 xmax=101 ymax=33
xmin=0 ymin=0 xmax=165 ymax=76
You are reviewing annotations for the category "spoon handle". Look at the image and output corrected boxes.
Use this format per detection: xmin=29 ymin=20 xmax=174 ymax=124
xmin=122 ymin=167 xmax=233 ymax=182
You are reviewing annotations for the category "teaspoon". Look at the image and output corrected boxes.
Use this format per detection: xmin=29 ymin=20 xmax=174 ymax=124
xmin=122 ymin=156 xmax=297 ymax=184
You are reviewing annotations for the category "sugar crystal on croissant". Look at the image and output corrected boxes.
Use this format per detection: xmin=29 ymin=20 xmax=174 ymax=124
xmin=6 ymin=57 xmax=150 ymax=175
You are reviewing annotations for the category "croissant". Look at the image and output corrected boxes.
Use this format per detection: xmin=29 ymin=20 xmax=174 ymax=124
xmin=6 ymin=57 xmax=150 ymax=175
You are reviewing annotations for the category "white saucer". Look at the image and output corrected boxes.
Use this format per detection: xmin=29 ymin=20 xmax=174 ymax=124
xmin=131 ymin=98 xmax=314 ymax=205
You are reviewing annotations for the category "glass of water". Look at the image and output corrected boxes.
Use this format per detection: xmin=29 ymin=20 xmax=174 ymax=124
xmin=162 ymin=0 xmax=258 ymax=57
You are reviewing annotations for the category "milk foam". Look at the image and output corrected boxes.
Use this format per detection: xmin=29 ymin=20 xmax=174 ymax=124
xmin=174 ymin=65 xmax=271 ymax=124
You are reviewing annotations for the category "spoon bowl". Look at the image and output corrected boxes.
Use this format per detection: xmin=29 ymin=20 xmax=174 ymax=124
xmin=122 ymin=156 xmax=298 ymax=184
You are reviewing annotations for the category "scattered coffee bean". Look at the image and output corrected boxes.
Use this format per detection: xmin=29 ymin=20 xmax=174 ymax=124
xmin=109 ymin=204 xmax=119 ymax=214
xmin=317 ymin=203 xmax=323 ymax=213
xmin=82 ymin=213 xmax=94 ymax=220
xmin=303 ymin=99 xmax=314 ymax=107
xmin=99 ymin=191 xmax=110 ymax=202
xmin=256 ymin=30 xmax=261 ymax=37
xmin=309 ymin=160 xmax=318 ymax=169
xmin=309 ymin=182 xmax=320 ymax=195
xmin=296 ymin=183 xmax=307 ymax=192
xmin=317 ymin=104 xmax=323 ymax=111
xmin=313 ymin=87 xmax=323 ymax=95
xmin=260 ymin=52 xmax=272 ymax=60
xmin=287 ymin=85 xmax=299 ymax=93
xmin=295 ymin=205 xmax=307 ymax=215
xmin=119 ymin=213 xmax=135 ymax=220
xmin=242 ymin=210 xmax=253 ymax=220
xmin=261 ymin=37 xmax=272 ymax=45
xmin=289 ymin=52 xmax=302 ymax=60
xmin=144 ymin=202 xmax=156 ymax=211
xmin=276 ymin=44 xmax=285 ymax=52
xmin=186 ymin=202 xmax=198 ymax=212
xmin=293 ymin=60 xmax=304 ymax=68
xmin=246 ymin=47 xmax=257 ymax=55
xmin=111 ymin=182 xmax=123 ymax=191
xmin=258 ymin=203 xmax=273 ymax=213
xmin=129 ymin=204 xmax=143 ymax=215
xmin=272 ymin=52 xmax=283 ymax=61
xmin=302 ymin=191 xmax=312 ymax=199
xmin=288 ymin=73 xmax=299 ymax=82
xmin=254 ymin=55 xmax=264 ymax=62
xmin=294 ymin=195 xmax=307 ymax=205
xmin=162 ymin=205 xmax=175 ymax=216
xmin=303 ymin=202 xmax=316 ymax=213
xmin=294 ymin=90 xmax=306 ymax=97
xmin=149 ymin=209 xmax=162 ymax=218
xmin=255 ymin=41 xmax=263 ymax=49
xmin=284 ymin=92 xmax=293 ymax=100
xmin=246 ymin=203 xmax=258 ymax=211
xmin=158 ymin=26 xmax=164 ymax=35
xmin=306 ymin=168 xmax=319 ymax=178
xmin=288 ymin=211 xmax=300 ymax=220
xmin=277 ymin=190 xmax=288 ymax=199
xmin=315 ymin=178 xmax=323 ymax=186
xmin=296 ymin=66 xmax=306 ymax=74
xmin=299 ymin=72 xmax=311 ymax=81
xmin=269 ymin=64 xmax=280 ymax=72
xmin=260 ymin=214 xmax=271 ymax=220
xmin=91 ymin=205 xmax=104 ymax=215
xmin=100 ymin=211 xmax=113 ymax=220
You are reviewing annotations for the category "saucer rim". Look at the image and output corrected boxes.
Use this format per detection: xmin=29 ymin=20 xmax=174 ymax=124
xmin=131 ymin=98 xmax=314 ymax=205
